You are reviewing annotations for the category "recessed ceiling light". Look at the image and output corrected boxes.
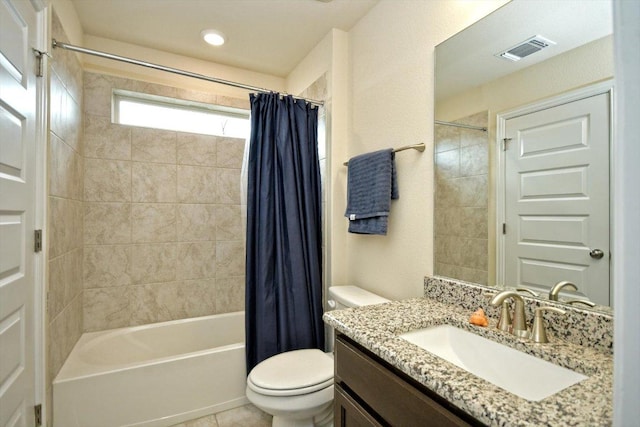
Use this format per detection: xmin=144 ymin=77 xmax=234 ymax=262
xmin=201 ymin=29 xmax=225 ymax=46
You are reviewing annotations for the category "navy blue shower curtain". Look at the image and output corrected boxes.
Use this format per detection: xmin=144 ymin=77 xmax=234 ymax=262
xmin=245 ymin=93 xmax=324 ymax=373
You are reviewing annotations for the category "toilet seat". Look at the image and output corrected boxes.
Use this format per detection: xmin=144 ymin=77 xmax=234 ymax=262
xmin=247 ymin=349 xmax=334 ymax=397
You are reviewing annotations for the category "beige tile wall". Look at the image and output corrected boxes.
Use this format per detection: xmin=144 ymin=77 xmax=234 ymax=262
xmin=434 ymin=112 xmax=489 ymax=284
xmin=82 ymin=71 xmax=249 ymax=332
xmin=47 ymin=11 xmax=84 ymax=426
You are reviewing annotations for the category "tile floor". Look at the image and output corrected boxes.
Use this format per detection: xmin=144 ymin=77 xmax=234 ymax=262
xmin=170 ymin=404 xmax=272 ymax=427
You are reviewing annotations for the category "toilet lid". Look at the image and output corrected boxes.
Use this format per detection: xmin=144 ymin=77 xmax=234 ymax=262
xmin=247 ymin=349 xmax=333 ymax=396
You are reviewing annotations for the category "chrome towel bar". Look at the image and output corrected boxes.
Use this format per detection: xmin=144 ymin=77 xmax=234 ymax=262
xmin=343 ymin=143 xmax=425 ymax=166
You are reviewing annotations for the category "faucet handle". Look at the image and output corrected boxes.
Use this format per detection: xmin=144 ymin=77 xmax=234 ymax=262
xmin=531 ymin=307 xmax=566 ymax=344
xmin=565 ymin=299 xmax=596 ymax=308
xmin=516 ymin=287 xmax=539 ymax=297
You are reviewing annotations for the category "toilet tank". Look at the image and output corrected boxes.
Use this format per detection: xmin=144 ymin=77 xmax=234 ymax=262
xmin=325 ymin=286 xmax=389 ymax=352
xmin=327 ymin=286 xmax=390 ymax=309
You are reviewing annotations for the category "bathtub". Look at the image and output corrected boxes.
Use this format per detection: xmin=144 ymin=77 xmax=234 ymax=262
xmin=53 ymin=311 xmax=248 ymax=427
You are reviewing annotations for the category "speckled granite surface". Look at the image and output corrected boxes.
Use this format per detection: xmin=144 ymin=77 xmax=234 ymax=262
xmin=424 ymin=276 xmax=614 ymax=353
xmin=324 ymin=296 xmax=613 ymax=426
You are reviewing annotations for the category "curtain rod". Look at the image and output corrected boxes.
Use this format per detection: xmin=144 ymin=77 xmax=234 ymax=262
xmin=435 ymin=120 xmax=487 ymax=132
xmin=51 ymin=39 xmax=324 ymax=107
xmin=343 ymin=143 xmax=426 ymax=166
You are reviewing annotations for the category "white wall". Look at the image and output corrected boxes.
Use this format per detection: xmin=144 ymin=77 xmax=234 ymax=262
xmin=613 ymin=0 xmax=640 ymax=424
xmin=343 ymin=0 xmax=508 ymax=300
xmin=286 ymin=30 xmax=333 ymax=97
xmin=49 ymin=0 xmax=83 ymax=45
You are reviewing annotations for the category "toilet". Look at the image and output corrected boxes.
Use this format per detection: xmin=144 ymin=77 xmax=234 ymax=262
xmin=245 ymin=286 xmax=390 ymax=427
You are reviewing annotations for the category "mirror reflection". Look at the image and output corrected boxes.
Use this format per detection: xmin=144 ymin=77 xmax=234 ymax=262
xmin=434 ymin=0 xmax=614 ymax=308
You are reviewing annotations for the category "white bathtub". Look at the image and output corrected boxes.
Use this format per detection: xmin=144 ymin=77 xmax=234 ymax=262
xmin=53 ymin=311 xmax=247 ymax=427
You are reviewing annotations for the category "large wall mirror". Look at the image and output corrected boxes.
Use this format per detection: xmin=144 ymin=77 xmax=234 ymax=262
xmin=434 ymin=0 xmax=614 ymax=309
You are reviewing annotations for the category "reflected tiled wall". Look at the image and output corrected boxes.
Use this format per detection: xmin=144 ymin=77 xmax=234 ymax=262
xmin=82 ymin=72 xmax=249 ymax=331
xmin=47 ymin=11 xmax=84 ymax=425
xmin=434 ymin=112 xmax=489 ymax=284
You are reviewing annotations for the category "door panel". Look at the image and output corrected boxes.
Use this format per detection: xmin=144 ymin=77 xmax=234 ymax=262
xmin=520 ymin=117 xmax=587 ymax=156
xmin=0 ymin=0 xmax=38 ymax=425
xmin=504 ymin=93 xmax=610 ymax=305
xmin=520 ymin=167 xmax=588 ymax=199
xmin=519 ymin=215 xmax=588 ymax=246
xmin=518 ymin=258 xmax=587 ymax=289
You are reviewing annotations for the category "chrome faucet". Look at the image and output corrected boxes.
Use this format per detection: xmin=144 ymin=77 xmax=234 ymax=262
xmin=549 ymin=281 xmax=578 ymax=301
xmin=490 ymin=291 xmax=529 ymax=337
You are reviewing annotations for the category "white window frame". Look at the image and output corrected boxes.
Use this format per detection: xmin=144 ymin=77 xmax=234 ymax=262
xmin=112 ymin=89 xmax=250 ymax=138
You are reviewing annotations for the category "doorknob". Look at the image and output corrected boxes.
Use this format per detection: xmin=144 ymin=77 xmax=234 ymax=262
xmin=589 ymin=249 xmax=605 ymax=259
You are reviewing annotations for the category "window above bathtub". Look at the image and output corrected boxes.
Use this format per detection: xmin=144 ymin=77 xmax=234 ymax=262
xmin=112 ymin=90 xmax=250 ymax=139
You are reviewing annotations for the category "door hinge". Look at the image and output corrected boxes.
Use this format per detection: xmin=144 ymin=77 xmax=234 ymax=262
xmin=34 ymin=229 xmax=42 ymax=252
xmin=502 ymin=138 xmax=512 ymax=151
xmin=34 ymin=404 xmax=42 ymax=426
xmin=502 ymin=223 xmax=506 ymax=234
xmin=32 ymin=49 xmax=48 ymax=78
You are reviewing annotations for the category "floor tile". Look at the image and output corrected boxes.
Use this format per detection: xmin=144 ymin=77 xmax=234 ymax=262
xmin=171 ymin=404 xmax=271 ymax=427
xmin=170 ymin=413 xmax=218 ymax=427
xmin=216 ymin=404 xmax=272 ymax=427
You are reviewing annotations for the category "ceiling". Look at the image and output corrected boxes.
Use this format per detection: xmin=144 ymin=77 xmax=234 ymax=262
xmin=70 ymin=0 xmax=378 ymax=77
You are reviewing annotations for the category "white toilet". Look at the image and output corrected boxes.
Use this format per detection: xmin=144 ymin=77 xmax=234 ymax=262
xmin=245 ymin=286 xmax=390 ymax=427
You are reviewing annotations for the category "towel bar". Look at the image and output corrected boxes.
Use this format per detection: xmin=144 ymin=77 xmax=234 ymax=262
xmin=435 ymin=120 xmax=487 ymax=132
xmin=343 ymin=143 xmax=426 ymax=166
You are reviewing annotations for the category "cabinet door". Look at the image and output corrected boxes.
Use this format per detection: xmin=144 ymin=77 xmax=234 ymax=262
xmin=336 ymin=335 xmax=476 ymax=427
xmin=335 ymin=386 xmax=383 ymax=427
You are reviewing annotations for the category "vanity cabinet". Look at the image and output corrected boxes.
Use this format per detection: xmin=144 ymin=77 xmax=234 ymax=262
xmin=334 ymin=334 xmax=481 ymax=427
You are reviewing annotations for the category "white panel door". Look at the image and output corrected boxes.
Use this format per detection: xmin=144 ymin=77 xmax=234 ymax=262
xmin=504 ymin=93 xmax=610 ymax=305
xmin=0 ymin=0 xmax=38 ymax=425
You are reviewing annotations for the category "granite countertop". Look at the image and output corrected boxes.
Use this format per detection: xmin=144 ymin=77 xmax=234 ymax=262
xmin=323 ymin=297 xmax=613 ymax=427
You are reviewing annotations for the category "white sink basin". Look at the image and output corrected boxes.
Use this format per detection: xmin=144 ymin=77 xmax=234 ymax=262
xmin=399 ymin=325 xmax=588 ymax=401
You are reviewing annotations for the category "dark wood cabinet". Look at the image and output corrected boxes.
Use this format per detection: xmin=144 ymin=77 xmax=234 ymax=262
xmin=335 ymin=386 xmax=383 ymax=427
xmin=334 ymin=334 xmax=482 ymax=427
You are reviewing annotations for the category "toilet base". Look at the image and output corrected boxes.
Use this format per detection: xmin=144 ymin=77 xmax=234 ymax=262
xmin=312 ymin=402 xmax=334 ymax=427
xmin=246 ymin=385 xmax=334 ymax=427
xmin=271 ymin=401 xmax=332 ymax=427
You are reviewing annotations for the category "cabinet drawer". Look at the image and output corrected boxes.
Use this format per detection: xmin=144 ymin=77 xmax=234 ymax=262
xmin=335 ymin=335 xmax=474 ymax=427
xmin=335 ymin=385 xmax=383 ymax=427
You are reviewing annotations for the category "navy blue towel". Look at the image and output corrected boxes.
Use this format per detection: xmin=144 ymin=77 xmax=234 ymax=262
xmin=344 ymin=148 xmax=398 ymax=235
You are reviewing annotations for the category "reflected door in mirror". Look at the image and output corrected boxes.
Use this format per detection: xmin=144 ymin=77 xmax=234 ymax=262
xmin=502 ymin=93 xmax=610 ymax=305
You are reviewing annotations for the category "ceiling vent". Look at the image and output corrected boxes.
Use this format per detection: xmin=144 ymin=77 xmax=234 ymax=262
xmin=496 ymin=35 xmax=556 ymax=62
